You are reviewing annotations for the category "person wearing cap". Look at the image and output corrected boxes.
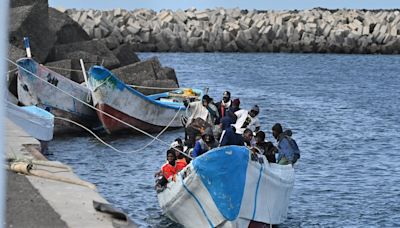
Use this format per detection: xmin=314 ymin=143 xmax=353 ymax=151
xmin=234 ymin=105 xmax=261 ymax=134
xmin=192 ymin=127 xmax=218 ymax=158
xmin=170 ymin=139 xmax=189 ymax=172
xmin=215 ymin=91 xmax=232 ymax=124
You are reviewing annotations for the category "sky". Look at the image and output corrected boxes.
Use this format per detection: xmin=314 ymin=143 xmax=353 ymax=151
xmin=49 ymin=0 xmax=400 ymax=11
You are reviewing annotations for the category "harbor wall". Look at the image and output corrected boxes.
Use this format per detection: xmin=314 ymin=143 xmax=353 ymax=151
xmin=64 ymin=8 xmax=400 ymax=54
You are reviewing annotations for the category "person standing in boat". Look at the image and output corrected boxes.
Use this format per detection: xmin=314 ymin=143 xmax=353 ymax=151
xmin=184 ymin=95 xmax=218 ymax=148
xmin=234 ymin=105 xmax=261 ymax=135
xmin=219 ymin=116 xmax=244 ymax=146
xmin=215 ymin=91 xmax=232 ymax=124
xmin=272 ymin=123 xmax=301 ymax=165
xmin=192 ymin=127 xmax=218 ymax=158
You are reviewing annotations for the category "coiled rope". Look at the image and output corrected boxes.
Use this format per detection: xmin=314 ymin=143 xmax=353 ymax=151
xmin=7 ymin=58 xmax=192 ymax=159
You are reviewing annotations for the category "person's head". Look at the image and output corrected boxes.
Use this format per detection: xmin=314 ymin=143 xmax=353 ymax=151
xmin=202 ymin=127 xmax=215 ymax=144
xmin=202 ymin=95 xmax=212 ymax=107
xmin=249 ymin=105 xmax=260 ymax=118
xmin=243 ymin=129 xmax=253 ymax=143
xmin=222 ymin=91 xmax=231 ymax=103
xmin=166 ymin=149 xmax=177 ymax=165
xmin=255 ymin=131 xmax=266 ymax=144
xmin=272 ymin=123 xmax=283 ymax=140
xmin=170 ymin=139 xmax=184 ymax=158
xmin=220 ymin=116 xmax=233 ymax=130
xmin=232 ymin=98 xmax=240 ymax=108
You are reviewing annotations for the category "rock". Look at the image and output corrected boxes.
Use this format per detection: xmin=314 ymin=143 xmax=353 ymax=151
xmin=7 ymin=45 xmax=26 ymax=97
xmin=44 ymin=59 xmax=73 ymax=80
xmin=48 ymin=7 xmax=90 ymax=45
xmin=10 ymin=0 xmax=47 ymax=8
xmin=112 ymin=43 xmax=141 ymax=67
xmin=102 ymin=35 xmax=120 ymax=50
xmin=9 ymin=3 xmax=53 ymax=63
xmin=110 ymin=57 xmax=165 ymax=89
xmin=48 ymin=40 xmax=120 ymax=69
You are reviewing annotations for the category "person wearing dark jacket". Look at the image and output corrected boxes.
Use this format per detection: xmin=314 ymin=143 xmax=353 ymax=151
xmin=192 ymin=127 xmax=218 ymax=158
xmin=254 ymin=131 xmax=276 ymax=163
xmin=219 ymin=116 xmax=244 ymax=146
xmin=215 ymin=91 xmax=232 ymax=124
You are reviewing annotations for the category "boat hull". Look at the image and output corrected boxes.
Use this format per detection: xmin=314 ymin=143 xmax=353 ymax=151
xmin=16 ymin=58 xmax=98 ymax=133
xmin=157 ymin=146 xmax=295 ymax=227
xmin=88 ymin=66 xmax=186 ymax=134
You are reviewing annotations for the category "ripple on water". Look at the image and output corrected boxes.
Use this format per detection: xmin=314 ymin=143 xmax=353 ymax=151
xmin=48 ymin=53 xmax=400 ymax=227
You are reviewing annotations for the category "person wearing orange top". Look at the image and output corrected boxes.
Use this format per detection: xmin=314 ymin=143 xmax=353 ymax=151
xmin=161 ymin=149 xmax=177 ymax=180
xmin=171 ymin=138 xmax=189 ymax=172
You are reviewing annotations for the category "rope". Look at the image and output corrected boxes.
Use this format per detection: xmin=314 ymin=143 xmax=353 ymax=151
xmin=7 ymin=58 xmax=190 ymax=158
xmin=54 ymin=107 xmax=192 ymax=158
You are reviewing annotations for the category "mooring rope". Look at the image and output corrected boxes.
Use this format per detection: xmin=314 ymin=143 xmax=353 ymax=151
xmin=7 ymin=58 xmax=191 ymax=158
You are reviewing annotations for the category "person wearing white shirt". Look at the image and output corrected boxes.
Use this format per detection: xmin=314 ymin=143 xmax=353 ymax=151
xmin=234 ymin=105 xmax=261 ymax=134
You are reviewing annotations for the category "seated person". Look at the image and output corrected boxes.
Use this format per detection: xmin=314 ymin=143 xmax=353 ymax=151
xmin=254 ymin=131 xmax=276 ymax=163
xmin=219 ymin=116 xmax=244 ymax=146
xmin=170 ymin=139 xmax=188 ymax=172
xmin=272 ymin=123 xmax=301 ymax=165
xmin=243 ymin=129 xmax=254 ymax=148
xmin=155 ymin=149 xmax=177 ymax=187
xmin=192 ymin=127 xmax=218 ymax=158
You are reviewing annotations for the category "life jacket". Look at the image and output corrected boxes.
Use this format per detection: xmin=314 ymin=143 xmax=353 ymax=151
xmin=161 ymin=162 xmax=176 ymax=180
xmin=175 ymin=158 xmax=188 ymax=172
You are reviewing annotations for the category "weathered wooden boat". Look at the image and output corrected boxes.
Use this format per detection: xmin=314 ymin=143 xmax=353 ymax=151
xmin=87 ymin=65 xmax=202 ymax=134
xmin=157 ymin=146 xmax=295 ymax=227
xmin=6 ymin=102 xmax=54 ymax=141
xmin=16 ymin=58 xmax=98 ymax=134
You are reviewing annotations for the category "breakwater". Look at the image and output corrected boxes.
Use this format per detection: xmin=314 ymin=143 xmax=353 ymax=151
xmin=65 ymin=8 xmax=400 ymax=54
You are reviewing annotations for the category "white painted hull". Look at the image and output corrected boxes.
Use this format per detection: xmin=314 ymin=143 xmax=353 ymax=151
xmin=88 ymin=66 xmax=186 ymax=133
xmin=157 ymin=146 xmax=295 ymax=227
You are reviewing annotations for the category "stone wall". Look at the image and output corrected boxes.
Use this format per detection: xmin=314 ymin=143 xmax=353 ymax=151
xmin=65 ymin=8 xmax=400 ymax=54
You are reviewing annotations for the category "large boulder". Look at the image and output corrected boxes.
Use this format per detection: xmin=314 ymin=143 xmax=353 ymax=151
xmin=44 ymin=59 xmax=73 ymax=80
xmin=48 ymin=7 xmax=90 ymax=45
xmin=7 ymin=45 xmax=26 ymax=97
xmin=111 ymin=58 xmax=179 ymax=95
xmin=112 ymin=43 xmax=140 ymax=67
xmin=48 ymin=40 xmax=120 ymax=70
xmin=9 ymin=1 xmax=54 ymax=63
xmin=10 ymin=0 xmax=47 ymax=8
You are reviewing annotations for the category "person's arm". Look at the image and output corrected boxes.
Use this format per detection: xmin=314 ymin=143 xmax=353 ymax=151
xmin=192 ymin=141 xmax=202 ymax=158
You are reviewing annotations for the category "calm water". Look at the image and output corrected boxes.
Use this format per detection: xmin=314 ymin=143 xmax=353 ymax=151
xmin=48 ymin=53 xmax=400 ymax=227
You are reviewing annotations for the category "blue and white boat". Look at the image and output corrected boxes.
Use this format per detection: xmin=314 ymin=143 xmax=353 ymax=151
xmin=6 ymin=102 xmax=54 ymax=141
xmin=88 ymin=65 xmax=203 ymax=134
xmin=157 ymin=146 xmax=295 ymax=227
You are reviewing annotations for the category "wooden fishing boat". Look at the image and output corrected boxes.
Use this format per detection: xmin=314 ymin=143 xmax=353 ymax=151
xmin=16 ymin=57 xmax=98 ymax=134
xmin=157 ymin=146 xmax=295 ymax=227
xmin=87 ymin=65 xmax=202 ymax=134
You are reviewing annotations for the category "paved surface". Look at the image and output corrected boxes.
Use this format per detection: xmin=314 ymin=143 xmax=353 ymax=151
xmin=6 ymin=171 xmax=68 ymax=228
xmin=5 ymin=119 xmax=128 ymax=228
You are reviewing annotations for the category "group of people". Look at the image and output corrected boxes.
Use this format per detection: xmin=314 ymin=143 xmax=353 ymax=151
xmin=156 ymin=91 xmax=300 ymax=188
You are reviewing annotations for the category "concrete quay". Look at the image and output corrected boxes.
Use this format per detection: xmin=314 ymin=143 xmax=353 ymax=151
xmin=5 ymin=119 xmax=135 ymax=228
xmin=64 ymin=7 xmax=400 ymax=54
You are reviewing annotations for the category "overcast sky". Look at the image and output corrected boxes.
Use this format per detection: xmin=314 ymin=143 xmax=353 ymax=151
xmin=49 ymin=0 xmax=400 ymax=11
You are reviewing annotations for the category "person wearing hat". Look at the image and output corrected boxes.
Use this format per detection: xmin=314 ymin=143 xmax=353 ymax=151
xmin=170 ymin=138 xmax=189 ymax=172
xmin=234 ymin=105 xmax=261 ymax=134
xmin=192 ymin=127 xmax=218 ymax=158
xmin=215 ymin=91 xmax=232 ymax=124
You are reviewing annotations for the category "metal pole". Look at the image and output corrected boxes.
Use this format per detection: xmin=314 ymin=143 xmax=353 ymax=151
xmin=0 ymin=0 xmax=10 ymax=225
